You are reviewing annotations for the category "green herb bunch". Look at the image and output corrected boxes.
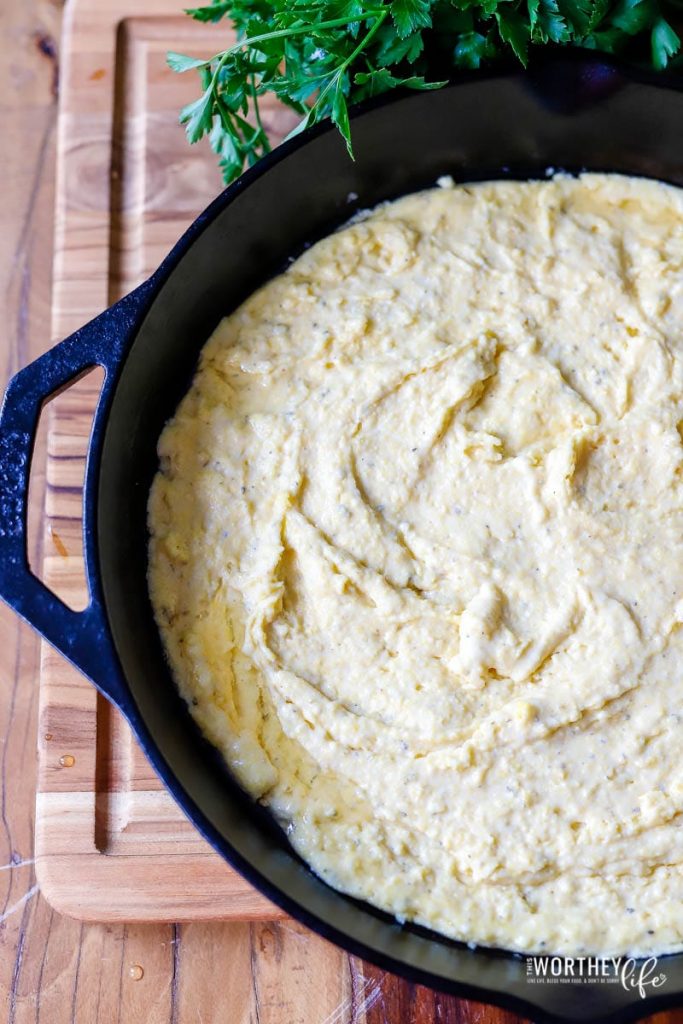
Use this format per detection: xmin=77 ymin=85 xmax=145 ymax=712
xmin=169 ymin=0 xmax=681 ymax=184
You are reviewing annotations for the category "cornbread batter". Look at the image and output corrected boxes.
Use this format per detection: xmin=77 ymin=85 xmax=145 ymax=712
xmin=148 ymin=174 xmax=683 ymax=956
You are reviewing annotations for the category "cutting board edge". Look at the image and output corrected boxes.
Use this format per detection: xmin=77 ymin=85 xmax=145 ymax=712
xmin=36 ymin=0 xmax=292 ymax=923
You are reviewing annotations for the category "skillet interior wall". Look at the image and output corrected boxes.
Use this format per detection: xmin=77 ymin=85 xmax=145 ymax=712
xmin=96 ymin=58 xmax=683 ymax=1014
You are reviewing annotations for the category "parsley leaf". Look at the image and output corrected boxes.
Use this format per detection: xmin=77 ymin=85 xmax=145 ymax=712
xmin=391 ymin=0 xmax=433 ymax=37
xmin=652 ymin=15 xmax=681 ymax=66
xmin=376 ymin=22 xmax=426 ymax=62
xmin=495 ymin=7 xmax=531 ymax=64
xmin=180 ymin=87 xmax=215 ymax=143
xmin=355 ymin=66 xmax=445 ymax=95
xmin=331 ymin=76 xmax=352 ymax=152
xmin=167 ymin=52 xmax=211 ymax=71
xmin=454 ymin=30 xmax=496 ymax=68
xmin=185 ymin=1 xmax=234 ymax=22
xmin=611 ymin=0 xmax=657 ymax=34
xmin=529 ymin=0 xmax=570 ymax=43
xmin=557 ymin=0 xmax=594 ymax=34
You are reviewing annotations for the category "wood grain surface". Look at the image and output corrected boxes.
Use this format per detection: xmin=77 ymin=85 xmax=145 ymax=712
xmin=36 ymin=1 xmax=293 ymax=922
xmin=1 ymin=0 xmax=683 ymax=1021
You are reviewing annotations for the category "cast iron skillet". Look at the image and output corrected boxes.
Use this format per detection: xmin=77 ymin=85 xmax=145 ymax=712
xmin=0 ymin=51 xmax=682 ymax=1024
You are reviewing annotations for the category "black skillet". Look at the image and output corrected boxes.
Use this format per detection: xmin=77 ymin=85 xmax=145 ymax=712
xmin=0 ymin=51 xmax=682 ymax=1024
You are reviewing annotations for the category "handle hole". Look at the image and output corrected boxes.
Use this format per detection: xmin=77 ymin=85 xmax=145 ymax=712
xmin=27 ymin=366 xmax=105 ymax=611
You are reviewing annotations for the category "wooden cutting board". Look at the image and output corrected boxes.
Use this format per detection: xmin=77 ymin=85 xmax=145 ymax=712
xmin=34 ymin=0 xmax=301 ymax=921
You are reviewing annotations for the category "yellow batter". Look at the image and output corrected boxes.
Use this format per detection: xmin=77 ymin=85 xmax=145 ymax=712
xmin=148 ymin=174 xmax=683 ymax=956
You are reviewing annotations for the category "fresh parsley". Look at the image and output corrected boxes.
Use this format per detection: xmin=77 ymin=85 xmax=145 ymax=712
xmin=169 ymin=0 xmax=681 ymax=184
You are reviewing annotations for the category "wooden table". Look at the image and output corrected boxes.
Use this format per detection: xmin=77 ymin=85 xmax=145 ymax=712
xmin=1 ymin=1 xmax=683 ymax=1021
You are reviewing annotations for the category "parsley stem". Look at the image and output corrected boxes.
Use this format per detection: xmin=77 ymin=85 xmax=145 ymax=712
xmin=250 ymin=74 xmax=271 ymax=153
xmin=283 ymin=8 xmax=390 ymax=144
xmin=338 ymin=8 xmax=389 ymax=74
xmin=207 ymin=10 xmax=387 ymax=86
xmin=313 ymin=9 xmax=390 ymax=109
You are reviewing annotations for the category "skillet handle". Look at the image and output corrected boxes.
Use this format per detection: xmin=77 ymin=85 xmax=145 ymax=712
xmin=0 ymin=283 xmax=153 ymax=704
